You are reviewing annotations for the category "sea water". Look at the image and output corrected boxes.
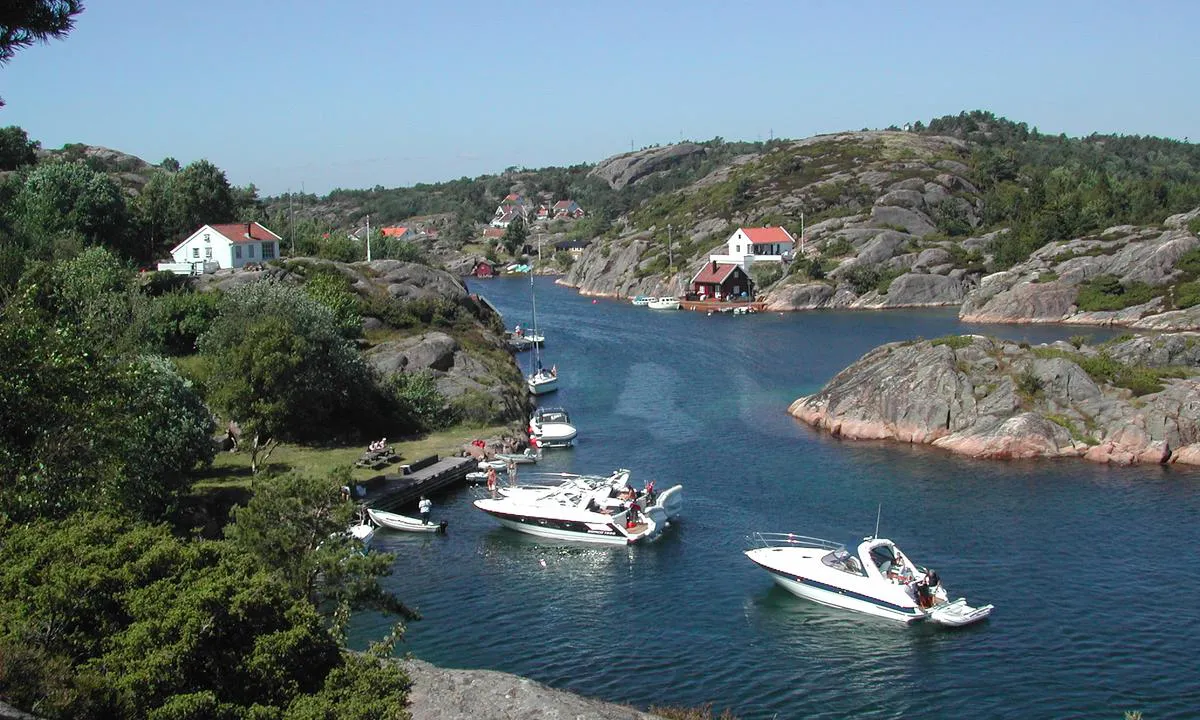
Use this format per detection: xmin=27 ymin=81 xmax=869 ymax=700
xmin=351 ymin=277 xmax=1200 ymax=719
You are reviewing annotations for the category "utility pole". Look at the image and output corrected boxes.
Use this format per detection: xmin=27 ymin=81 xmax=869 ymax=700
xmin=800 ymin=211 xmax=805 ymax=256
xmin=288 ymin=188 xmax=295 ymax=256
xmin=366 ymin=215 xmax=372 ymax=262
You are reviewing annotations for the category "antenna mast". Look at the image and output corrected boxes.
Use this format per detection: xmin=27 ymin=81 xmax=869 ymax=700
xmin=873 ymin=504 xmax=882 ymax=540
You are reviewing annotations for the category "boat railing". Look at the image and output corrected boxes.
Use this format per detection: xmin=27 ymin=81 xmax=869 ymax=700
xmin=747 ymin=532 xmax=844 ymax=551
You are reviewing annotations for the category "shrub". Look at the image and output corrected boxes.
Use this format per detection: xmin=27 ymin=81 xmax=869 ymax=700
xmin=841 ymin=265 xmax=881 ymax=295
xmin=387 ymin=370 xmax=454 ymax=432
xmin=1015 ymin=367 xmax=1043 ymax=396
xmin=1175 ymin=279 xmax=1200 ymax=309
xmin=449 ymin=389 xmax=501 ymax=426
xmin=1036 ymin=271 xmax=1059 ymax=283
xmin=1075 ymin=274 xmax=1161 ymax=311
xmin=1069 ymin=334 xmax=1089 ymax=349
xmin=1188 ymin=218 xmax=1200 ymax=236
xmin=931 ymin=335 xmax=972 ymax=350
xmin=823 ymin=238 xmax=854 ymax=257
xmin=1177 ymin=247 xmax=1200 ymax=277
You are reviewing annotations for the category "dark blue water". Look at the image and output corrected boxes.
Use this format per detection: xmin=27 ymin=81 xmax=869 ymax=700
xmin=352 ymin=277 xmax=1200 ymax=719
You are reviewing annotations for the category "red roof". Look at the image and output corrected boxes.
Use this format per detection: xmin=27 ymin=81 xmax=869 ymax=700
xmin=740 ymin=226 xmax=794 ymax=244
xmin=691 ymin=262 xmax=740 ymax=285
xmin=552 ymin=199 xmax=573 ymax=209
xmin=209 ymin=222 xmax=280 ymax=244
xmin=483 ymin=227 xmax=505 ymax=238
xmin=381 ymin=226 xmax=409 ymax=237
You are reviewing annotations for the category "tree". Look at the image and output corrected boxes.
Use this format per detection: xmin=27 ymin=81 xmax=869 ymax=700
xmin=0 ymin=125 xmax=38 ymax=169
xmin=198 ymin=280 xmax=375 ymax=473
xmin=0 ymin=514 xmax=413 ymax=719
xmin=0 ymin=279 xmax=214 ymax=523
xmin=501 ymin=216 xmax=527 ymax=255
xmin=170 ymin=159 xmax=235 ymax=234
xmin=10 ymin=160 xmax=133 ymax=259
xmin=160 ymin=156 xmax=181 ymax=172
xmin=0 ymin=1 xmax=84 ymax=106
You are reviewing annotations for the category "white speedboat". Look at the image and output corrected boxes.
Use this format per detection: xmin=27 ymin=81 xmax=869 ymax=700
xmin=497 ymin=468 xmax=632 ymax=500
xmin=529 ymin=407 xmax=577 ymax=447
xmin=631 ymin=295 xmax=652 ymax=306
xmin=367 ymin=508 xmax=447 ymax=534
xmin=475 ymin=477 xmax=683 ymax=545
xmin=346 ymin=520 xmax=377 ymax=553
xmin=744 ymin=533 xmax=993 ymax=626
xmin=648 ymin=296 xmax=680 ymax=310
xmin=496 ymin=448 xmax=540 ymax=464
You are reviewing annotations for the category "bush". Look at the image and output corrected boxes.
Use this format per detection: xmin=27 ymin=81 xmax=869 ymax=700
xmin=823 ymin=238 xmax=854 ymax=257
xmin=931 ymin=335 xmax=972 ymax=350
xmin=449 ymin=389 xmax=501 ymax=426
xmin=841 ymin=265 xmax=881 ymax=295
xmin=387 ymin=370 xmax=453 ymax=432
xmin=1075 ymin=274 xmax=1161 ymax=311
xmin=1175 ymin=280 xmax=1200 ymax=309
xmin=1015 ymin=367 xmax=1043 ymax=396
xmin=144 ymin=289 xmax=226 ymax=355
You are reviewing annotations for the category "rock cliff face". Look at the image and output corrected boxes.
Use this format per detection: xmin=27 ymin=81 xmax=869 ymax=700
xmin=589 ymin=143 xmax=707 ymax=190
xmin=789 ymin=334 xmax=1200 ymax=465
xmin=195 ymin=258 xmax=528 ymax=422
xmin=565 ymin=132 xmax=988 ymax=304
xmin=960 ymin=209 xmax=1200 ymax=329
xmin=402 ymin=659 xmax=664 ymax=720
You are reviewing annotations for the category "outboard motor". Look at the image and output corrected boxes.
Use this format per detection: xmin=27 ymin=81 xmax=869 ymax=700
xmin=436 ymin=520 xmax=449 ymax=534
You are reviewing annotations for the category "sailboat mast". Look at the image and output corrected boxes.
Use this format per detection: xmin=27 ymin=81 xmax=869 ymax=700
xmin=530 ymin=272 xmax=540 ymax=368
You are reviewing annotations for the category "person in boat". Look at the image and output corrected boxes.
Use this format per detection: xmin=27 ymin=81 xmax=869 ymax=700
xmin=418 ymin=495 xmax=432 ymax=524
xmin=550 ymin=364 xmax=557 ymax=377
xmin=626 ymin=499 xmax=641 ymax=528
xmin=486 ymin=466 xmax=498 ymax=494
xmin=618 ymin=485 xmax=636 ymax=501
xmin=644 ymin=481 xmax=656 ymax=505
xmin=507 ymin=459 xmax=518 ymax=487
xmin=514 ymin=324 xmax=522 ymax=337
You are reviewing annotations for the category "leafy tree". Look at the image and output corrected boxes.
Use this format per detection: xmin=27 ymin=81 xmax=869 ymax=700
xmin=303 ymin=266 xmax=362 ymax=338
xmin=141 ymin=287 xmax=225 ymax=355
xmin=160 ymin=156 xmax=181 ymax=172
xmin=232 ymin=182 xmax=265 ymax=221
xmin=0 ymin=1 xmax=84 ymax=106
xmin=10 ymin=160 xmax=132 ymax=256
xmin=0 ymin=125 xmax=38 ymax=169
xmin=0 ymin=513 xmax=413 ymax=719
xmin=198 ymin=280 xmax=375 ymax=472
xmin=748 ymin=262 xmax=783 ymax=291
xmin=386 ymin=370 xmax=453 ymax=432
xmin=0 ymin=282 xmax=214 ymax=523
xmin=170 ymin=159 xmax=236 ymax=235
xmin=501 ymin=216 xmax=527 ymax=255
xmin=130 ymin=170 xmax=179 ymax=259
xmin=225 ymin=470 xmax=419 ymax=621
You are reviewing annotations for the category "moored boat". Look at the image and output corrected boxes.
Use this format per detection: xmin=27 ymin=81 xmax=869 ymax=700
xmin=529 ymin=406 xmax=577 ymax=447
xmin=744 ymin=533 xmax=992 ymax=626
xmin=648 ymin=296 xmax=681 ymax=310
xmin=631 ymin=295 xmax=652 ymax=306
xmin=367 ymin=508 xmax=447 ymax=534
xmin=474 ymin=475 xmax=683 ymax=545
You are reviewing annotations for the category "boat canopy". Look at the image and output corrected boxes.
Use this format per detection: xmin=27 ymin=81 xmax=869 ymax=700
xmin=535 ymin=408 xmax=571 ymax=424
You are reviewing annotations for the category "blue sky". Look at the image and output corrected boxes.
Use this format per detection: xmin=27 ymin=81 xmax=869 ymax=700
xmin=3 ymin=0 xmax=1198 ymax=196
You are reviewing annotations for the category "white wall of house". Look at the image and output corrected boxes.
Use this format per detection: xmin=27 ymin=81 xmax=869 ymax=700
xmin=167 ymin=224 xmax=281 ymax=272
xmin=712 ymin=228 xmax=795 ymax=270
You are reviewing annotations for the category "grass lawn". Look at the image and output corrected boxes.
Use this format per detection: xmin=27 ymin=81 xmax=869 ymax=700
xmin=195 ymin=423 xmax=513 ymax=489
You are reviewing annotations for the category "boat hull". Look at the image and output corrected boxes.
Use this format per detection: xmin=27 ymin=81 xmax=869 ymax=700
xmin=528 ymin=375 xmax=558 ymax=394
xmin=482 ymin=507 xmax=633 ymax=545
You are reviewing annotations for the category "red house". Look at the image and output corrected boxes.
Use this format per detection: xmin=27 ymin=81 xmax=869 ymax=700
xmin=690 ymin=260 xmax=751 ymax=299
xmin=472 ymin=260 xmax=495 ymax=278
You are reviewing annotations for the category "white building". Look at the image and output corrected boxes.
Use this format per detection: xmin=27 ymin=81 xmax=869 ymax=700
xmin=707 ymin=226 xmax=796 ymax=270
xmin=159 ymin=222 xmax=282 ymax=274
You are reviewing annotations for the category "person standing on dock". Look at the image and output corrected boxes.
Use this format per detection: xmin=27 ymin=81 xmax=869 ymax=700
xmin=418 ymin=495 xmax=432 ymax=524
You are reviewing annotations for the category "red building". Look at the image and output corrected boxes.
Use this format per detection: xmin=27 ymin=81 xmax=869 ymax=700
xmin=472 ymin=260 xmax=495 ymax=278
xmin=690 ymin=260 xmax=751 ymax=299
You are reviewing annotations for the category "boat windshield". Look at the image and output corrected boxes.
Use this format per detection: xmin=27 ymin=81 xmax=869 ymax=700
xmin=821 ymin=548 xmax=866 ymax=576
xmin=541 ymin=411 xmax=569 ymax=423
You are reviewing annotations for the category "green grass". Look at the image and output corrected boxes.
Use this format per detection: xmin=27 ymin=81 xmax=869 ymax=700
xmin=194 ymin=424 xmax=513 ymax=489
xmin=931 ymin=335 xmax=973 ymax=350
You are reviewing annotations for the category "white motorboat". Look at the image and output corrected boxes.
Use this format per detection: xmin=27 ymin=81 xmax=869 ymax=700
xmin=744 ymin=533 xmax=993 ymax=626
xmin=631 ymin=295 xmax=652 ymax=306
xmin=497 ymin=468 xmax=632 ymax=500
xmin=346 ymin=520 xmax=377 ymax=553
xmin=529 ymin=407 xmax=577 ymax=447
xmin=496 ymin=448 xmax=540 ymax=464
xmin=474 ymin=476 xmax=683 ymax=545
xmin=648 ymin=296 xmax=680 ymax=310
xmin=367 ymin=508 xmax=447 ymax=534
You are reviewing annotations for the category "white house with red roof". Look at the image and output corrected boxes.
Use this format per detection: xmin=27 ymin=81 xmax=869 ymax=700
xmin=160 ymin=222 xmax=282 ymax=274
xmin=708 ymin=226 xmax=796 ymax=269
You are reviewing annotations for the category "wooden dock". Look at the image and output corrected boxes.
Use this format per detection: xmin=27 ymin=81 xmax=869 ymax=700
xmin=679 ymin=299 xmax=766 ymax=313
xmin=360 ymin=455 xmax=476 ymax=512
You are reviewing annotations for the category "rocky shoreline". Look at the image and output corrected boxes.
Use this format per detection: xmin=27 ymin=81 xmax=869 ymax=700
xmin=788 ymin=333 xmax=1200 ymax=466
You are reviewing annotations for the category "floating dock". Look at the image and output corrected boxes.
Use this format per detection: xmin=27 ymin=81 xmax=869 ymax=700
xmin=361 ymin=455 xmax=475 ymax=512
xmin=679 ymin=300 xmax=766 ymax=313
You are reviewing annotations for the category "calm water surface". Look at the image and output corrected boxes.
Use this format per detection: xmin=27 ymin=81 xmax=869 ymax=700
xmin=352 ymin=277 xmax=1200 ymax=719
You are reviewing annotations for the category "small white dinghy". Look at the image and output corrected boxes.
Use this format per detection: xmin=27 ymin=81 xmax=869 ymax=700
xmin=367 ymin=508 xmax=447 ymax=534
xmin=927 ymin=598 xmax=993 ymax=627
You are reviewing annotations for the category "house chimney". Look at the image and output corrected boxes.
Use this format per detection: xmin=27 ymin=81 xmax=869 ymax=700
xmin=711 ymin=259 xmax=717 ymax=274
xmin=246 ymin=222 xmax=252 ymax=239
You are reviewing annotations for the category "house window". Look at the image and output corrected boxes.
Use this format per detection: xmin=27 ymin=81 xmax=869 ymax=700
xmin=192 ymin=248 xmax=199 ymax=258
xmin=261 ymin=243 xmax=275 ymax=260
xmin=248 ymin=244 xmax=255 ymax=259
xmin=205 ymin=247 xmax=212 ymax=259
xmin=235 ymin=246 xmax=242 ymax=260
xmin=735 ymin=244 xmax=741 ymax=253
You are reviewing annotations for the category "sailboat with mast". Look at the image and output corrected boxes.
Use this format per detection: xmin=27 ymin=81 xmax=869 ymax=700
xmin=526 ymin=273 xmax=558 ymax=395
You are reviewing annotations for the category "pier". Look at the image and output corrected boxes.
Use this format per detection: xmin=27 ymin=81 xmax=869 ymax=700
xmin=679 ymin=299 xmax=766 ymax=313
xmin=360 ymin=455 xmax=475 ymax=511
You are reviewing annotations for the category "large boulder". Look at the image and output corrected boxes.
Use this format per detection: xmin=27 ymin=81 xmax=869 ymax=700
xmin=789 ymin=334 xmax=1200 ymax=466
xmin=589 ymin=143 xmax=707 ymax=190
xmin=876 ymin=273 xmax=968 ymax=307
